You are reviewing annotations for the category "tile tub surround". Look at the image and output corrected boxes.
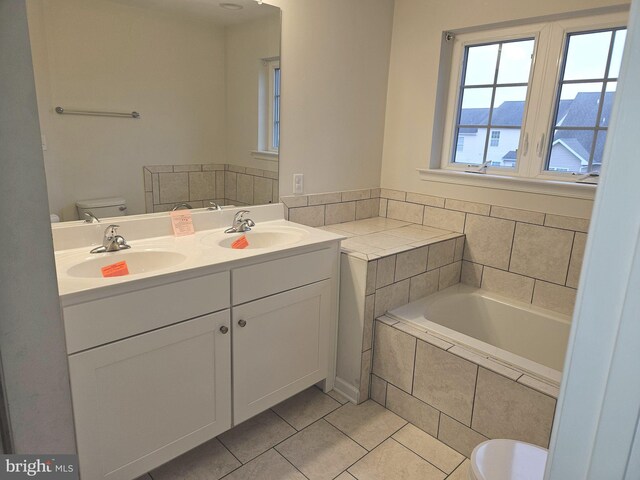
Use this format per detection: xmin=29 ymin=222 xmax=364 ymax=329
xmin=371 ymin=317 xmax=558 ymax=456
xmin=282 ymin=187 xmax=588 ymax=315
xmin=144 ymin=164 xmax=279 ymax=213
xmin=325 ymin=217 xmax=465 ymax=404
xmin=375 ymin=188 xmax=589 ymax=316
xmin=146 ymin=386 xmax=470 ymax=480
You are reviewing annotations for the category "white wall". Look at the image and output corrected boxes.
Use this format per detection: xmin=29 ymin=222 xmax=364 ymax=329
xmin=0 ymin=0 xmax=76 ymax=453
xmin=381 ymin=0 xmax=630 ymax=218
xmin=268 ymin=0 xmax=395 ymax=196
xmin=27 ymin=0 xmax=227 ymax=220
xmin=225 ymin=13 xmax=281 ymax=173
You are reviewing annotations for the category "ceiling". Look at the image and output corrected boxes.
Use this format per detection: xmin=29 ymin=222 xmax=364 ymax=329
xmin=107 ymin=0 xmax=279 ymax=26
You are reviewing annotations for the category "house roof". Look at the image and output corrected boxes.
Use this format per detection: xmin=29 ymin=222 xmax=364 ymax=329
xmin=459 ymin=90 xmax=613 ymax=163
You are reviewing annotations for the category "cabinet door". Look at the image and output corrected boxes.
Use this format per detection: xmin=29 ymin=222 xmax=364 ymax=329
xmin=232 ymin=280 xmax=331 ymax=423
xmin=68 ymin=311 xmax=231 ymax=480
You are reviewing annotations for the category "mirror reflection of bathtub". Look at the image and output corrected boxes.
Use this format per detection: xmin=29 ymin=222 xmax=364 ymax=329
xmin=388 ymin=283 xmax=571 ymax=385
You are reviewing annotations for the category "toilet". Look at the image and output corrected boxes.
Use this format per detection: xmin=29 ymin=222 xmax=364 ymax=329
xmin=469 ymin=439 xmax=548 ymax=480
xmin=76 ymin=197 xmax=127 ymax=220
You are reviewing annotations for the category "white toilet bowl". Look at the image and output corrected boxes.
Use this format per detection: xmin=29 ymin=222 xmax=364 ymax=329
xmin=469 ymin=439 xmax=548 ymax=480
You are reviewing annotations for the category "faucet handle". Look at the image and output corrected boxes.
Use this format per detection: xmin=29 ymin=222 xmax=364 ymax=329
xmin=234 ymin=210 xmax=251 ymax=223
xmin=105 ymin=224 xmax=120 ymax=239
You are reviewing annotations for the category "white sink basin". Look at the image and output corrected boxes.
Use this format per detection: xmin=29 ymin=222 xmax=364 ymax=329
xmin=66 ymin=250 xmax=188 ymax=278
xmin=208 ymin=227 xmax=308 ymax=249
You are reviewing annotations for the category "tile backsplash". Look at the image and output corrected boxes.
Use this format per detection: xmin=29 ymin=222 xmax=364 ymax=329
xmin=144 ymin=164 xmax=278 ymax=213
xmin=283 ymin=188 xmax=589 ymax=316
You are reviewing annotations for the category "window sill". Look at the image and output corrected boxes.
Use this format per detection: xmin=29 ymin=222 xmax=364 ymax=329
xmin=417 ymin=168 xmax=597 ymax=200
xmin=250 ymin=150 xmax=279 ymax=162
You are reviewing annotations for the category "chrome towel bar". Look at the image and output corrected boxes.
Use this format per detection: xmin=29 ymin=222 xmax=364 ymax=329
xmin=55 ymin=106 xmax=141 ymax=119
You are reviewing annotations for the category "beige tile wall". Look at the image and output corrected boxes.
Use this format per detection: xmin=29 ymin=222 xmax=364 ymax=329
xmin=144 ymin=164 xmax=279 ymax=213
xmin=356 ymin=235 xmax=464 ymax=402
xmin=284 ymin=187 xmax=588 ymax=315
xmin=371 ymin=318 xmax=558 ymax=455
xmin=376 ymin=189 xmax=589 ymax=316
xmin=281 ymin=189 xmax=382 ymax=227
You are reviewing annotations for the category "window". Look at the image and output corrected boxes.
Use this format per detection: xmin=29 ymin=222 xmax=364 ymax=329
xmin=439 ymin=12 xmax=627 ymax=185
xmin=255 ymin=57 xmax=280 ymax=157
xmin=270 ymin=63 xmax=281 ymax=151
xmin=452 ymin=39 xmax=534 ymax=168
xmin=547 ymin=28 xmax=626 ymax=173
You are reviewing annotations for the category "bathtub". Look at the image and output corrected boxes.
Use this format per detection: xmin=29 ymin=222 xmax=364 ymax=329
xmin=387 ymin=284 xmax=571 ymax=385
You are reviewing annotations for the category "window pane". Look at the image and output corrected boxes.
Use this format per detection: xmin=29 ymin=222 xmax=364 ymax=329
xmin=459 ymin=88 xmax=492 ymax=124
xmin=549 ymin=129 xmax=594 ymax=173
xmin=600 ymin=82 xmax=616 ymax=126
xmin=563 ymin=31 xmax=612 ymax=80
xmin=592 ymin=130 xmax=607 ymax=171
xmin=555 ymin=82 xmax=603 ymax=127
xmin=492 ymin=86 xmax=528 ymax=126
xmin=608 ymin=30 xmax=627 ymax=78
xmin=464 ymin=44 xmax=499 ymax=85
xmin=453 ymin=129 xmax=486 ymax=165
xmin=486 ymin=128 xmax=519 ymax=168
xmin=497 ymin=40 xmax=535 ymax=84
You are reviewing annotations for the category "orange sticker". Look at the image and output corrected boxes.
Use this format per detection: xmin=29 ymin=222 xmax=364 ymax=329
xmin=231 ymin=235 xmax=249 ymax=249
xmin=101 ymin=261 xmax=130 ymax=278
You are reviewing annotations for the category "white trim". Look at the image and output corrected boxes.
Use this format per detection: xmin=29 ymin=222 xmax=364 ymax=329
xmin=333 ymin=376 xmax=359 ymax=404
xmin=418 ymin=167 xmax=596 ymax=199
xmin=250 ymin=150 xmax=279 ymax=162
xmin=545 ymin=1 xmax=640 ymax=477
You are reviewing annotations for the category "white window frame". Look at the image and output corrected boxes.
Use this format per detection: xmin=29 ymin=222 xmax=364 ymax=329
xmin=421 ymin=11 xmax=628 ymax=198
xmin=267 ymin=59 xmax=280 ymax=153
xmin=252 ymin=57 xmax=280 ymax=162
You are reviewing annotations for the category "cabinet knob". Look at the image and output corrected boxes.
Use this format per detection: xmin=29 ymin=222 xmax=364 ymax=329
xmin=238 ymin=319 xmax=247 ymax=328
xmin=219 ymin=325 xmax=229 ymax=334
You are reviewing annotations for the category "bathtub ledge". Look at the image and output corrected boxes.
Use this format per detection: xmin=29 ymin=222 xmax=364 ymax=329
xmin=517 ymin=375 xmax=560 ymax=398
xmin=449 ymin=345 xmax=522 ymax=382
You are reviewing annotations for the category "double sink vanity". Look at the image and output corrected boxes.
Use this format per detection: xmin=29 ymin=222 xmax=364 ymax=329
xmin=52 ymin=204 xmax=343 ymax=480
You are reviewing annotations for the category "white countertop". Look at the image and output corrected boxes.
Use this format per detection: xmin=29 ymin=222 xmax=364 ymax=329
xmin=53 ymin=205 xmax=344 ymax=305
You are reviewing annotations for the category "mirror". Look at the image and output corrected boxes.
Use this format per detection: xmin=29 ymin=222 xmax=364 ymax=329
xmin=27 ymin=0 xmax=281 ymax=222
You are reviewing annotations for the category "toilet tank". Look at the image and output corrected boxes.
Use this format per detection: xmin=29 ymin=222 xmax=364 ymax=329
xmin=76 ymin=197 xmax=127 ymax=219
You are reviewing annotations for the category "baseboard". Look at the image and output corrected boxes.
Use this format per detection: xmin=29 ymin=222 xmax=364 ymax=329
xmin=333 ymin=377 xmax=359 ymax=404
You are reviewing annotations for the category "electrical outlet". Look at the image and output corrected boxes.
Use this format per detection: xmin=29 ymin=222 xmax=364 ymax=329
xmin=293 ymin=174 xmax=304 ymax=194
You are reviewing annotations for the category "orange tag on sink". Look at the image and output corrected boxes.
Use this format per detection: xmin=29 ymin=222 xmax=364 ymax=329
xmin=231 ymin=235 xmax=249 ymax=249
xmin=101 ymin=261 xmax=130 ymax=278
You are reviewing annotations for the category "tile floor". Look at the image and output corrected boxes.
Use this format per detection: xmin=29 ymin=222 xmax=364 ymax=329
xmin=140 ymin=386 xmax=470 ymax=480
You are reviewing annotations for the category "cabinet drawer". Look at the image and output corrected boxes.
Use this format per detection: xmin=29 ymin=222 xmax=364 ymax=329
xmin=69 ymin=311 xmax=231 ymax=480
xmin=232 ymin=247 xmax=334 ymax=305
xmin=64 ymin=271 xmax=229 ymax=354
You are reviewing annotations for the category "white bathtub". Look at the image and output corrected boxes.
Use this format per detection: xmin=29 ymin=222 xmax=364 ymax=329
xmin=387 ymin=284 xmax=571 ymax=384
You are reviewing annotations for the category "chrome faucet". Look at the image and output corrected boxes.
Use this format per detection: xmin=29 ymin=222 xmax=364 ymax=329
xmin=172 ymin=203 xmax=193 ymax=211
xmin=83 ymin=211 xmax=100 ymax=223
xmin=206 ymin=201 xmax=222 ymax=211
xmin=90 ymin=224 xmax=131 ymax=254
xmin=225 ymin=210 xmax=255 ymax=233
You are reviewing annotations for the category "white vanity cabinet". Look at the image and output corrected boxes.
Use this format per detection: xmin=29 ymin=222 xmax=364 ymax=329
xmin=232 ymin=280 xmax=332 ymax=423
xmin=68 ymin=311 xmax=232 ymax=480
xmin=230 ymin=247 xmax=337 ymax=423
xmin=63 ymin=271 xmax=232 ymax=480
xmin=61 ymin=242 xmax=340 ymax=480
